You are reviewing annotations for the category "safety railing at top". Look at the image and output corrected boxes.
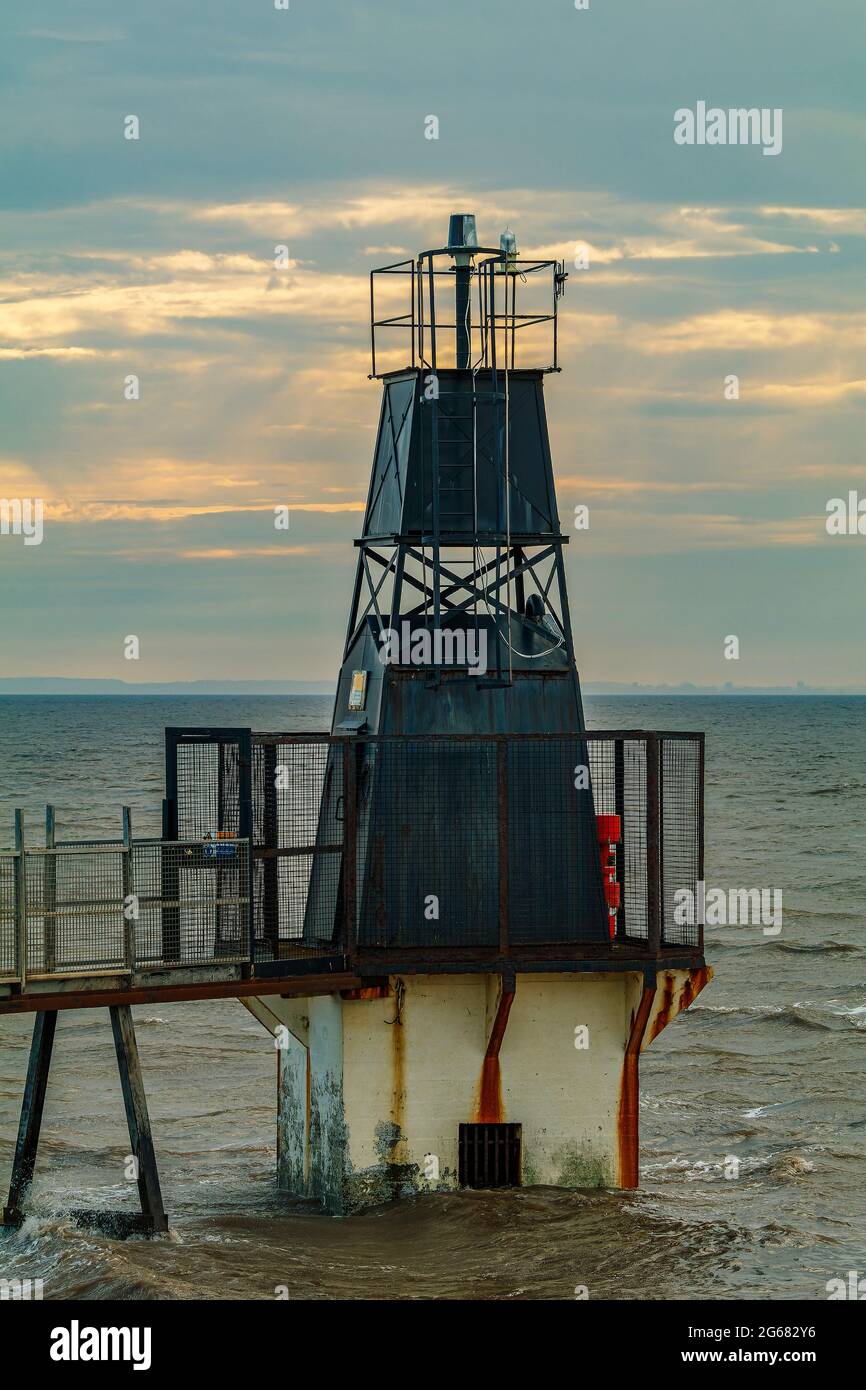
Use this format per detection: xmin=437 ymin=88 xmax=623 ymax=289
xmin=369 ymin=252 xmax=566 ymax=378
xmin=0 ymin=809 xmax=251 ymax=987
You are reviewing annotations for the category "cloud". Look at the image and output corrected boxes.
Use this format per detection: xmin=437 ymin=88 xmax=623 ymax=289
xmin=1 ymin=175 xmax=863 ymax=680
xmin=22 ymin=28 xmax=125 ymax=44
xmin=639 ymin=310 xmax=852 ymax=353
xmin=761 ymin=206 xmax=866 ymax=235
xmin=0 ymin=346 xmax=104 ymax=360
xmin=0 ymin=256 xmax=366 ymax=346
xmin=39 ymin=500 xmax=366 ymax=523
xmin=751 ymin=378 xmax=866 ymax=405
xmin=177 ymin=545 xmax=329 ymax=559
xmin=568 ymin=509 xmax=830 ymax=555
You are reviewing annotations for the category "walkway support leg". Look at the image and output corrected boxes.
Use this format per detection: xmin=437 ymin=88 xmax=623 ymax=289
xmin=108 ymin=1004 xmax=168 ymax=1234
xmin=2 ymin=1010 xmax=57 ymax=1227
xmin=2 ymin=1006 xmax=167 ymax=1238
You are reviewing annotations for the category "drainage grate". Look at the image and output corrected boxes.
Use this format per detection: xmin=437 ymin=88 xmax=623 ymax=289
xmin=458 ymin=1123 xmax=522 ymax=1189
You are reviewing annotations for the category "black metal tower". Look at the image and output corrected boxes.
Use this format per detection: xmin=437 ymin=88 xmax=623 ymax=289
xmin=305 ymin=215 xmax=609 ymax=947
xmin=337 ymin=214 xmax=582 ymax=734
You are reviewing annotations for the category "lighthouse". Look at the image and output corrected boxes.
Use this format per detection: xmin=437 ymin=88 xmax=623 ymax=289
xmin=242 ymin=215 xmax=711 ymax=1213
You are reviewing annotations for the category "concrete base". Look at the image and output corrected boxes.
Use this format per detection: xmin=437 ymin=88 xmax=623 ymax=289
xmin=245 ymin=966 xmax=711 ymax=1215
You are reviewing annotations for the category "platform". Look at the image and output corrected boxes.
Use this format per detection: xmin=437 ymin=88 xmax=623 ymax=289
xmin=0 ymin=728 xmax=704 ymax=1016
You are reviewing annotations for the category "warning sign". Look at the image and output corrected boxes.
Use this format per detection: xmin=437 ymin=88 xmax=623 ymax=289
xmin=203 ymin=830 xmax=237 ymax=859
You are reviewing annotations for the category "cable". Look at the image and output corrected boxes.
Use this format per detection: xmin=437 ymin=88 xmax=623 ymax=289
xmin=477 ymin=544 xmax=565 ymax=660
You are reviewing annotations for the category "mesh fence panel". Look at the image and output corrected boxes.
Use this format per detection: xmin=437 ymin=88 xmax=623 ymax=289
xmin=175 ymin=742 xmax=242 ymax=840
xmin=25 ymin=845 xmax=126 ymax=974
xmin=132 ymin=841 xmax=250 ymax=967
xmin=509 ymin=738 xmax=608 ymax=944
xmin=356 ymin=739 xmax=500 ymax=948
xmin=0 ymin=854 xmax=18 ymax=977
xmin=166 ymin=729 xmax=704 ymax=958
xmin=622 ymin=740 xmax=648 ymax=942
xmin=252 ymin=740 xmax=345 ymax=958
xmin=661 ymin=737 xmax=702 ymax=947
xmin=587 ymin=737 xmax=649 ymax=940
xmin=12 ymin=840 xmax=250 ymax=977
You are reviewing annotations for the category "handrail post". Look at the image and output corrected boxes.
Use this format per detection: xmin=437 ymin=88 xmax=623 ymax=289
xmin=614 ymin=739 xmax=625 ymax=941
xmin=43 ymin=805 xmax=56 ymax=973
xmin=697 ymin=732 xmax=705 ymax=955
xmin=122 ymin=806 xmax=134 ymax=973
xmin=646 ymin=734 xmax=661 ymax=953
xmin=497 ymin=738 xmax=509 ymax=957
xmin=160 ymin=797 xmax=180 ymax=965
xmin=342 ymin=739 xmax=358 ymax=961
xmin=238 ymin=731 xmax=254 ymax=967
xmin=262 ymin=743 xmax=279 ymax=955
xmin=14 ymin=810 xmax=26 ymax=989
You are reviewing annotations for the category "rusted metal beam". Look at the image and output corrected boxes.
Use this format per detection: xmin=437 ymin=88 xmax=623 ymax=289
xmin=0 ymin=972 xmax=364 ymax=1016
xmin=355 ymin=943 xmax=705 ymax=967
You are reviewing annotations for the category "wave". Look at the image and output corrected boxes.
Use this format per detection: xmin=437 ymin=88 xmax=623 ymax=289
xmin=806 ymin=782 xmax=866 ymax=796
xmin=764 ymin=1009 xmax=836 ymax=1033
xmin=773 ymin=941 xmax=860 ymax=955
xmin=691 ymin=1002 xmax=851 ymax=1031
xmin=644 ymin=1151 xmax=816 ymax=1182
xmin=692 ymin=1004 xmax=785 ymax=1017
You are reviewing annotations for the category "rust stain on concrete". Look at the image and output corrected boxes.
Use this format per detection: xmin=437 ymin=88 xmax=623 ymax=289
xmin=619 ymin=966 xmax=713 ymax=1187
xmin=617 ymin=984 xmax=655 ymax=1188
xmin=647 ymin=965 xmax=713 ymax=1044
xmin=474 ymin=985 xmax=515 ymax=1124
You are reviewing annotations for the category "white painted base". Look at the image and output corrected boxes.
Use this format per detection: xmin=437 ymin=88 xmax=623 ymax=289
xmin=245 ymin=967 xmax=710 ymax=1214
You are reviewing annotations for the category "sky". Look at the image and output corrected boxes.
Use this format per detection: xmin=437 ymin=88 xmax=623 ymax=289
xmin=1 ymin=0 xmax=865 ymax=687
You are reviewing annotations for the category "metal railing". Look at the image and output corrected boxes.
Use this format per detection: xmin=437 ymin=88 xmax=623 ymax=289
xmin=167 ymin=729 xmax=705 ymax=967
xmin=0 ymin=729 xmax=704 ymax=991
xmin=0 ymin=817 xmax=251 ymax=987
xmin=370 ymin=252 xmax=565 ymax=377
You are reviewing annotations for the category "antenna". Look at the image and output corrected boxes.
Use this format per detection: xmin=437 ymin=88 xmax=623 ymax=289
xmin=447 ymin=212 xmax=477 ymax=369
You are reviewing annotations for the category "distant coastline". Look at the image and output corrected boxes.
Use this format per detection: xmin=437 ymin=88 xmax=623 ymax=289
xmin=0 ymin=677 xmax=863 ymax=697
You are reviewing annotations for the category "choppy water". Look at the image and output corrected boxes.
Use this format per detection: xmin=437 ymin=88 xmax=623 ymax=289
xmin=0 ymin=695 xmax=863 ymax=1300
